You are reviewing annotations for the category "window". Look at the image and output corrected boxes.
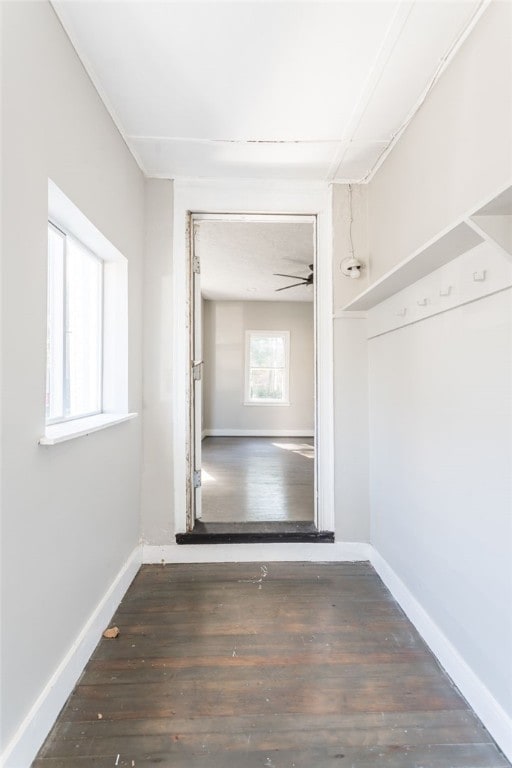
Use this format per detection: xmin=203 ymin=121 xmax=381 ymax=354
xmin=46 ymin=223 xmax=103 ymax=423
xmin=40 ymin=180 xmax=134 ymax=445
xmin=245 ymin=330 xmax=290 ymax=405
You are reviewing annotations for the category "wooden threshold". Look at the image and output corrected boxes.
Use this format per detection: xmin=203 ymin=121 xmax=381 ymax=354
xmin=176 ymin=521 xmax=334 ymax=545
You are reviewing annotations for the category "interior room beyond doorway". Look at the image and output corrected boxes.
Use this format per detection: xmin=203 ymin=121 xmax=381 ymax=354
xmin=201 ymin=436 xmax=315 ymax=526
xmin=190 ymin=215 xmax=318 ymax=538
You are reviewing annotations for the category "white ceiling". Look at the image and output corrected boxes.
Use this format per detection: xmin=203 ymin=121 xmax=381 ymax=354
xmin=195 ymin=220 xmax=315 ymax=301
xmin=53 ymin=0 xmax=484 ymax=182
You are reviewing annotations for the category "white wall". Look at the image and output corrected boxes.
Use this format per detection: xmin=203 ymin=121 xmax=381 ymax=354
xmin=369 ymin=0 xmax=512 ymax=280
xmin=203 ymin=300 xmax=314 ymax=432
xmin=369 ymin=286 xmax=512 ymax=720
xmin=332 ymin=184 xmax=371 ymax=542
xmin=333 ymin=315 xmax=370 ymax=542
xmin=1 ymin=2 xmax=144 ymax=760
xmin=365 ymin=1 xmax=512 ymax=756
xmin=141 ymin=180 xmax=174 ymax=544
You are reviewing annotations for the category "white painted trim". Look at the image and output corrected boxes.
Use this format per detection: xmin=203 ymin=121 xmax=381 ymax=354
xmin=143 ymin=542 xmax=370 ymax=564
xmin=191 ymin=213 xmax=317 ymax=225
xmin=203 ymin=429 xmax=314 ymax=438
xmin=315 ymin=192 xmax=335 ymax=533
xmin=370 ymin=548 xmax=512 ymax=763
xmin=165 ymin=177 xmax=330 ymax=192
xmin=0 ymin=546 xmax=142 ymax=768
xmin=39 ymin=412 xmax=138 ymax=445
xmin=367 ymin=285 xmax=512 ymax=341
xmin=242 ymin=402 xmax=291 ymax=407
xmin=173 ymin=180 xmax=334 ymax=536
xmin=333 ymin=310 xmax=368 ymax=319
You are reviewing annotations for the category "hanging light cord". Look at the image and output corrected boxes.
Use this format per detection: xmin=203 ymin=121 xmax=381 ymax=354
xmin=348 ymin=183 xmax=354 ymax=258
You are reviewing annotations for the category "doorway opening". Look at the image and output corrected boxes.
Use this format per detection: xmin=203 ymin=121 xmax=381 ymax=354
xmin=181 ymin=213 xmax=332 ymax=544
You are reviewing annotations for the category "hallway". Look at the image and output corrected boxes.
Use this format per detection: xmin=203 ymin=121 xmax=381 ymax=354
xmin=3 ymin=3 xmax=512 ymax=765
xmin=33 ymin=562 xmax=508 ymax=767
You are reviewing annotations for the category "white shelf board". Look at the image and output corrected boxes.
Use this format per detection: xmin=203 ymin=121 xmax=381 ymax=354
xmin=473 ymin=185 xmax=512 ymax=217
xmin=343 ymin=183 xmax=512 ymax=312
xmin=343 ymin=221 xmax=483 ymax=311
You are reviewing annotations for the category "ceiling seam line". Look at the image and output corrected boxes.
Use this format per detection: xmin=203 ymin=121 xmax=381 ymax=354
xmin=361 ymin=0 xmax=493 ymax=184
xmin=326 ymin=0 xmax=414 ymax=182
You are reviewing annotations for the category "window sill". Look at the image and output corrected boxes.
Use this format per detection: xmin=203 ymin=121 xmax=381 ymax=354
xmin=243 ymin=401 xmax=291 ymax=407
xmin=39 ymin=412 xmax=138 ymax=445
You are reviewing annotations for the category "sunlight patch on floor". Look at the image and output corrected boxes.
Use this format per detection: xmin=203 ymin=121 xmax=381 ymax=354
xmin=272 ymin=442 xmax=314 ymax=451
xmin=202 ymin=469 xmax=216 ymax=483
xmin=295 ymin=450 xmax=315 ymax=459
xmin=273 ymin=442 xmax=315 ymax=460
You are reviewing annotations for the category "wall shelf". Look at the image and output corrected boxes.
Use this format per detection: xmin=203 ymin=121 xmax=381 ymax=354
xmin=342 ymin=184 xmax=512 ymax=312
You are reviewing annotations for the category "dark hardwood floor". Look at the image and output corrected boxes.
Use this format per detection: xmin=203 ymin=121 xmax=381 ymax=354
xmin=201 ymin=437 xmax=314 ymax=523
xmin=33 ymin=563 xmax=509 ymax=768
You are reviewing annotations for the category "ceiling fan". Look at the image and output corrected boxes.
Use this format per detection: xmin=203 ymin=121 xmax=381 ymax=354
xmin=274 ymin=264 xmax=314 ymax=292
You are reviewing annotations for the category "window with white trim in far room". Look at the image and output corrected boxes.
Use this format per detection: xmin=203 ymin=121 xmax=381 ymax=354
xmin=245 ymin=330 xmax=290 ymax=405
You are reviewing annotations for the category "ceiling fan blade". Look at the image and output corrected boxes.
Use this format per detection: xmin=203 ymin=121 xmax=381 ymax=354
xmin=275 ymin=281 xmax=308 ymax=292
xmin=273 ymin=273 xmax=306 ymax=280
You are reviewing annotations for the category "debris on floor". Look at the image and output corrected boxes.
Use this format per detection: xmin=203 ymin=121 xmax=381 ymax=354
xmin=103 ymin=626 xmax=120 ymax=638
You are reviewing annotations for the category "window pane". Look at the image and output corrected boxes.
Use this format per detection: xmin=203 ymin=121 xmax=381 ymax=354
xmin=250 ymin=367 xmax=284 ymax=400
xmin=46 ymin=226 xmax=65 ymax=420
xmin=250 ymin=335 xmax=285 ymax=369
xmin=246 ymin=331 xmax=289 ymax=403
xmin=66 ymin=238 xmax=102 ymax=417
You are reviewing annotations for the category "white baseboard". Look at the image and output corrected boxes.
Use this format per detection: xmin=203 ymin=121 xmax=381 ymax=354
xmin=370 ymin=548 xmax=512 ymax=763
xmin=143 ymin=541 xmax=370 ymax=564
xmin=1 ymin=545 xmax=142 ymax=768
xmin=203 ymin=429 xmax=315 ymax=438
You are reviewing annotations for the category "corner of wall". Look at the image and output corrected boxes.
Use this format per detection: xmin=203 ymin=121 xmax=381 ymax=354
xmin=141 ymin=179 xmax=175 ymax=545
xmin=1 ymin=546 xmax=142 ymax=768
xmin=370 ymin=546 xmax=512 ymax=763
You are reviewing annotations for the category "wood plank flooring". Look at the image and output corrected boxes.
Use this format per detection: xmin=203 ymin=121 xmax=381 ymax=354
xmin=201 ymin=437 xmax=314 ymax=523
xmin=33 ymin=563 xmax=509 ymax=768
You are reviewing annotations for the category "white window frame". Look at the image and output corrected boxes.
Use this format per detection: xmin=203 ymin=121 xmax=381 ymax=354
xmin=46 ymin=221 xmax=104 ymax=425
xmin=40 ymin=180 xmax=136 ymax=445
xmin=244 ymin=330 xmax=290 ymax=406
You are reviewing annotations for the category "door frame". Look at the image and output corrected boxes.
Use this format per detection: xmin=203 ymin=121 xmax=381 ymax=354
xmin=172 ymin=180 xmax=335 ymax=535
xmin=189 ymin=212 xmax=319 ymax=530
